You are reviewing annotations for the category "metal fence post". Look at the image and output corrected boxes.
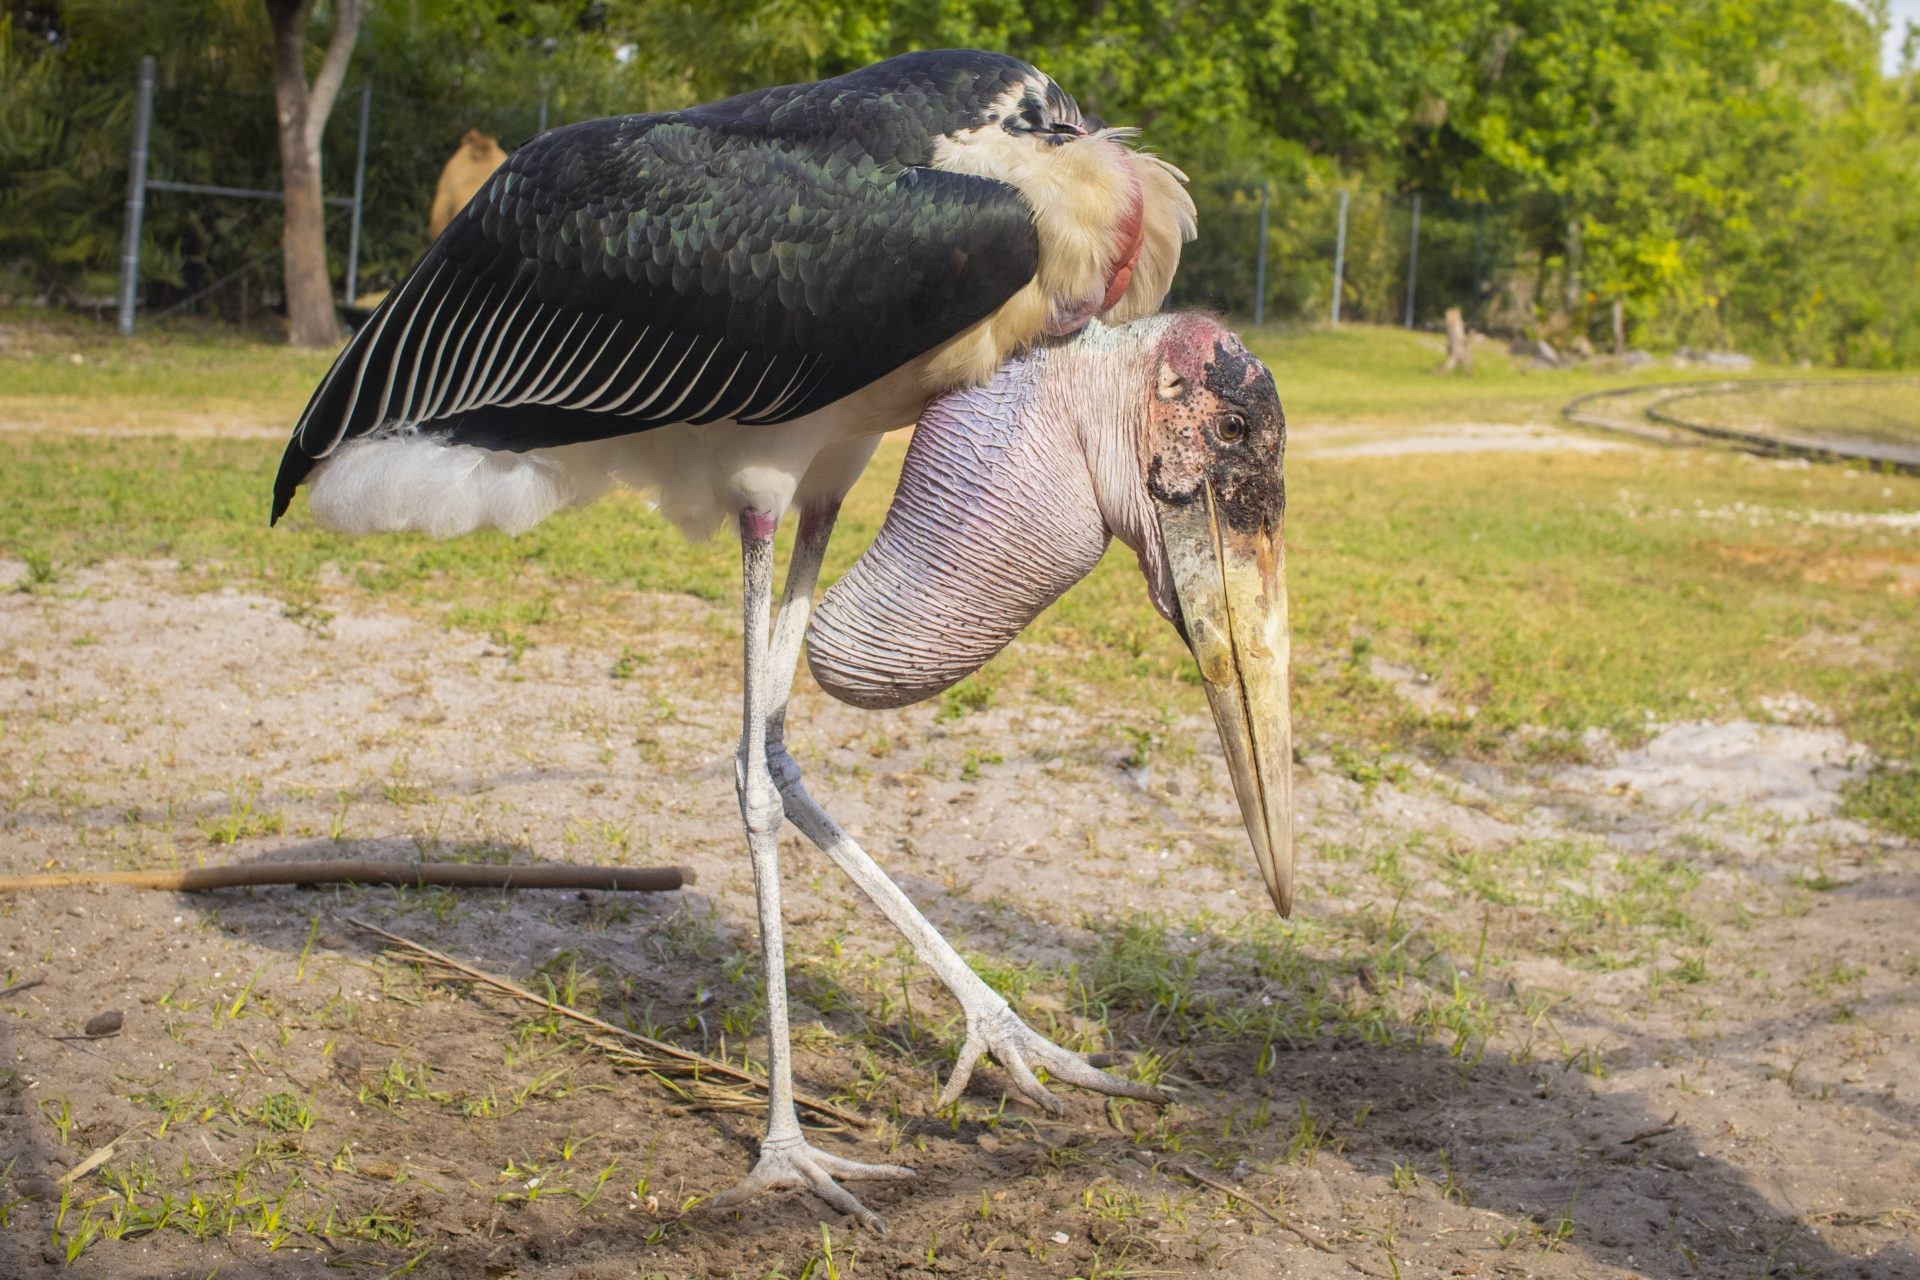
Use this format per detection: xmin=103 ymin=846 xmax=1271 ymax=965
xmin=1564 ymin=215 xmax=1582 ymax=315
xmin=344 ymin=83 xmax=371 ymax=306
xmin=1403 ymin=192 xmax=1421 ymax=328
xmin=1330 ymin=188 xmax=1348 ymax=326
xmin=537 ymin=96 xmax=549 ymax=134
xmin=1253 ymin=182 xmax=1269 ymax=327
xmin=117 ymin=56 xmax=156 ymax=337
xmin=1472 ymin=205 xmax=1487 ymax=308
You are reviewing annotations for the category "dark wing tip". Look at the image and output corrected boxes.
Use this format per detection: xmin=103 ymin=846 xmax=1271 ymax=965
xmin=270 ymin=442 xmax=309 ymax=526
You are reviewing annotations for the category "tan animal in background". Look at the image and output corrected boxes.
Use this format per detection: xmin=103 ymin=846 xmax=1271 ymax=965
xmin=428 ymin=130 xmax=507 ymax=239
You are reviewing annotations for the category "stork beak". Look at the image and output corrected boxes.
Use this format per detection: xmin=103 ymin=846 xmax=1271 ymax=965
xmin=1155 ymin=486 xmax=1294 ymax=916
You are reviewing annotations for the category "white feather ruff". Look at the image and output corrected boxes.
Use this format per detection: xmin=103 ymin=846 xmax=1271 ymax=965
xmin=305 ymin=437 xmax=611 ymax=538
xmin=301 ymin=370 xmax=911 ymax=541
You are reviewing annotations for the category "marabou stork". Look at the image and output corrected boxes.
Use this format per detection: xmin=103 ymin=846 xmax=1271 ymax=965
xmin=272 ymin=49 xmax=1293 ymax=1228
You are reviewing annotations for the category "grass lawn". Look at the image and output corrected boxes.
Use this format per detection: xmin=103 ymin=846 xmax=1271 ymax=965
xmin=0 ymin=309 xmax=338 ymax=434
xmin=1653 ymin=379 xmax=1920 ymax=450
xmin=0 ymin=307 xmax=1817 ymax=433
xmin=3 ymin=314 xmax=1917 ymax=834
xmin=1245 ymin=323 xmax=1877 ymax=427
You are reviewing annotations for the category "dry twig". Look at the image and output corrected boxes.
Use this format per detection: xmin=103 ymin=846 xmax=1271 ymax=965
xmin=1806 ymin=1207 xmax=1919 ymax=1229
xmin=0 ymin=861 xmax=693 ymax=894
xmin=1159 ymin=1159 xmax=1343 ymax=1255
xmin=1620 ymin=1111 xmax=1681 ymax=1145
xmin=346 ymin=916 xmax=864 ymax=1129
xmin=1168 ymin=1160 xmax=1282 ymax=1224
xmin=59 ymin=1128 xmax=139 ymax=1186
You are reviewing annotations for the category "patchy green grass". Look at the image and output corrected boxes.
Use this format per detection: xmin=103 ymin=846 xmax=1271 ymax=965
xmin=1240 ymin=323 xmax=1815 ymax=427
xmin=1843 ymin=763 xmax=1920 ymax=840
xmin=2 ymin=321 xmax=1916 ymax=830
xmin=1043 ymin=441 xmax=1920 ymax=834
xmin=0 ymin=306 xmax=337 ymax=433
xmin=2 ymin=315 xmax=1913 ymax=1278
xmin=1287 ymin=448 xmax=1920 ymax=759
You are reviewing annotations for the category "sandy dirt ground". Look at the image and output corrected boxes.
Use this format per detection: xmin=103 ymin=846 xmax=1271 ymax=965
xmin=0 ymin=523 xmax=1915 ymax=1279
xmin=1293 ymin=421 xmax=1632 ymax=459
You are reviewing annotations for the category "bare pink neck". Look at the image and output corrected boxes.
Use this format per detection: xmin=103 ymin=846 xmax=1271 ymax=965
xmin=808 ymin=350 xmax=1112 ymax=709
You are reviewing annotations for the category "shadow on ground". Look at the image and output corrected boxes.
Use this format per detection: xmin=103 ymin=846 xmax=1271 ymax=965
xmin=2 ymin=827 xmax=1909 ymax=1280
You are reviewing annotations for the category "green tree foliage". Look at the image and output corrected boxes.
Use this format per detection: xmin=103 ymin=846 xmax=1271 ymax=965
xmin=2 ymin=1 xmax=282 ymax=306
xmin=1436 ymin=0 xmax=1920 ymax=361
xmin=0 ymin=1 xmax=664 ymax=312
xmin=2 ymin=0 xmax=1916 ymax=364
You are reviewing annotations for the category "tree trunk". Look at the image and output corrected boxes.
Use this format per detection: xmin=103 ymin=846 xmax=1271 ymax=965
xmin=266 ymin=0 xmax=364 ymax=349
xmin=275 ymin=119 xmax=336 ymax=346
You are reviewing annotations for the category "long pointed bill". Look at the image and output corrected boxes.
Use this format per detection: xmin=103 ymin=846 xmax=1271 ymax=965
xmin=1156 ymin=485 xmax=1294 ymax=916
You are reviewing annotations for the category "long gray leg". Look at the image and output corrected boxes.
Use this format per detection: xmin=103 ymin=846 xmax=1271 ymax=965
xmin=764 ymin=505 xmax=1168 ymax=1115
xmin=709 ymin=508 xmax=911 ymax=1230
xmin=764 ymin=503 xmax=836 ymax=737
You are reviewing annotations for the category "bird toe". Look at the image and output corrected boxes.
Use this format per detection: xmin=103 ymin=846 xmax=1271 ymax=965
xmin=709 ymin=1136 xmax=909 ymax=1231
xmin=943 ymin=1001 xmax=1169 ymax=1113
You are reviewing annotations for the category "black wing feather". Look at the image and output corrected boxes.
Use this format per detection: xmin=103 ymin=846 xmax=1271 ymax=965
xmin=272 ymin=50 xmax=1044 ymax=522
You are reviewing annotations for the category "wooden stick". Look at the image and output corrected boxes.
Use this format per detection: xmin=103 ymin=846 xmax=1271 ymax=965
xmin=1163 ymin=1160 xmax=1340 ymax=1255
xmin=345 ymin=917 xmax=866 ymax=1130
xmin=1168 ymin=1161 xmax=1286 ymax=1225
xmin=1620 ymin=1110 xmax=1680 ymax=1145
xmin=0 ymin=861 xmax=695 ymax=894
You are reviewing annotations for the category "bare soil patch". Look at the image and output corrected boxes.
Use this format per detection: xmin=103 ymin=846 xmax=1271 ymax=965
xmin=1296 ymin=420 xmax=1632 ymax=459
xmin=0 ymin=561 xmax=1914 ymax=1278
xmin=0 ymin=415 xmax=290 ymax=440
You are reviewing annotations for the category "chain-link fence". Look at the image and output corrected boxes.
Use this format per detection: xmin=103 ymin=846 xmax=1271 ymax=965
xmin=113 ymin=58 xmax=629 ymax=329
xmin=1171 ymin=180 xmax=1544 ymax=335
xmin=116 ymin=53 xmax=1563 ymax=342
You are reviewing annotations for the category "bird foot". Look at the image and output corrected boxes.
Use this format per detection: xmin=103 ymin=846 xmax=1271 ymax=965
xmin=937 ymin=999 xmax=1172 ymax=1114
xmin=708 ymin=1134 xmax=912 ymax=1231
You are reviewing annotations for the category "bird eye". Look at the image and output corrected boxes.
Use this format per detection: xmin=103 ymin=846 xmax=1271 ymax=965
xmin=1217 ymin=413 xmax=1247 ymax=444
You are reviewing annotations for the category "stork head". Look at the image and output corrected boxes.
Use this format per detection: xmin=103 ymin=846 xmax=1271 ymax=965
xmin=1127 ymin=319 xmax=1294 ymax=917
xmin=809 ymin=313 xmax=1295 ymax=917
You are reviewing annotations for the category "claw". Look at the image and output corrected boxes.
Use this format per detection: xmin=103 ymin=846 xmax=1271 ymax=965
xmin=937 ymin=1001 xmax=1172 ymax=1113
xmin=710 ymin=1135 xmax=912 ymax=1231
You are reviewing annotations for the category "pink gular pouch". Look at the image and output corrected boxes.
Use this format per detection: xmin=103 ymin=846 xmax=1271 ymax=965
xmin=807 ymin=310 xmax=1296 ymax=917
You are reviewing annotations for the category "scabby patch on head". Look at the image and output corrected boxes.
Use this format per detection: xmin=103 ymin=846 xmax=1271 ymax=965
xmin=1203 ymin=336 xmax=1273 ymax=403
xmin=1201 ymin=337 xmax=1285 ymax=531
xmin=1145 ymin=330 xmax=1285 ymax=529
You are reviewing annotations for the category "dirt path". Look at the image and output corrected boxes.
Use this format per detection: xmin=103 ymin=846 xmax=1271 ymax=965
xmin=1296 ymin=420 xmax=1632 ymax=458
xmin=0 ymin=561 xmax=1914 ymax=1278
